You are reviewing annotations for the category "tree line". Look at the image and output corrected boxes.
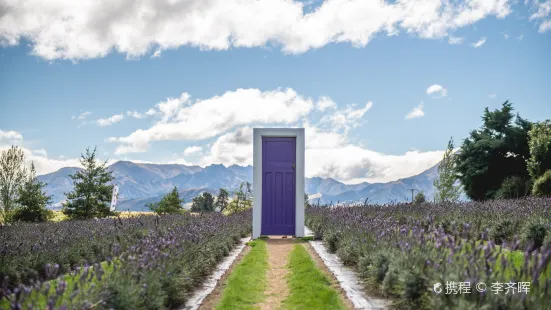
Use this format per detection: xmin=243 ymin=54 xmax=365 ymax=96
xmin=431 ymin=100 xmax=551 ymax=202
xmin=0 ymin=145 xmax=255 ymax=223
xmin=146 ymin=181 xmax=253 ymax=215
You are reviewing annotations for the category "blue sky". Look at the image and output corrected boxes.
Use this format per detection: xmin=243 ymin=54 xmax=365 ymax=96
xmin=0 ymin=0 xmax=550 ymax=184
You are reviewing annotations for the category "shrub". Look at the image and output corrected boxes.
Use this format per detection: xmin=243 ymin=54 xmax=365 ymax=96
xmin=532 ymin=170 xmax=551 ymax=197
xmin=490 ymin=219 xmax=517 ymax=245
xmin=324 ymin=230 xmax=340 ymax=253
xmin=414 ymin=192 xmax=426 ymax=204
xmin=521 ymin=217 xmax=548 ymax=250
xmin=335 ymin=239 xmax=359 ymax=266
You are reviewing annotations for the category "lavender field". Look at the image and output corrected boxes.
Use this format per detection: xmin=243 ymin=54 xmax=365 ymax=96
xmin=0 ymin=211 xmax=251 ymax=309
xmin=306 ymin=198 xmax=551 ymax=309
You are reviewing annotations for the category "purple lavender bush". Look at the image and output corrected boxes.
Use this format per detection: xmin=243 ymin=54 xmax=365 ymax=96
xmin=306 ymin=198 xmax=551 ymax=309
xmin=1 ymin=210 xmax=251 ymax=309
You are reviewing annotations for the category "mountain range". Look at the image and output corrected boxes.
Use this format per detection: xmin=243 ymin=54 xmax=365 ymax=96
xmin=38 ymin=161 xmax=443 ymax=211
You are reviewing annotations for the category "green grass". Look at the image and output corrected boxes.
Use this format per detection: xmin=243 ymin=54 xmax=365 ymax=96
xmin=283 ymin=244 xmax=347 ymax=310
xmin=216 ymin=240 xmax=269 ymax=310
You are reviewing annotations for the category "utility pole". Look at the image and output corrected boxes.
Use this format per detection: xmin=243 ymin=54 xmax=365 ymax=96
xmin=407 ymin=189 xmax=418 ymax=202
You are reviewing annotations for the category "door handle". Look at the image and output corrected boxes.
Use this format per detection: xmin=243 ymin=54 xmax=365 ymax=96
xmin=292 ymin=164 xmax=296 ymax=170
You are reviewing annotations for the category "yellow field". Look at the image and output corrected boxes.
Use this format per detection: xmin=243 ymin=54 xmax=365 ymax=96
xmin=50 ymin=210 xmax=155 ymax=222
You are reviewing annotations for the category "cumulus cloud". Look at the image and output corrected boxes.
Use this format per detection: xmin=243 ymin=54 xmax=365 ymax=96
xmin=127 ymin=109 xmax=158 ymax=119
xmin=97 ymin=114 xmax=124 ymax=126
xmin=316 ymin=96 xmax=337 ymax=111
xmin=195 ymin=123 xmax=443 ymax=183
xmin=529 ymin=0 xmax=551 ymax=20
xmin=405 ymin=102 xmax=425 ymax=119
xmin=0 ymin=130 xmax=23 ymax=141
xmin=471 ymin=37 xmax=487 ymax=47
xmin=72 ymin=111 xmax=91 ymax=120
xmin=0 ymin=131 xmax=82 ymax=175
xmin=448 ymin=36 xmax=464 ymax=44
xmin=183 ymin=146 xmax=202 ymax=156
xmin=108 ymin=88 xmax=316 ymax=154
xmin=0 ymin=0 xmax=514 ymax=60
xmin=319 ymin=102 xmax=373 ymax=133
xmin=426 ymin=84 xmax=448 ymax=98
xmin=151 ymin=50 xmax=162 ymax=58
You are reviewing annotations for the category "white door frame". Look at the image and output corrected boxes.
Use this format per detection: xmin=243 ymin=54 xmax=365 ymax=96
xmin=252 ymin=128 xmax=305 ymax=239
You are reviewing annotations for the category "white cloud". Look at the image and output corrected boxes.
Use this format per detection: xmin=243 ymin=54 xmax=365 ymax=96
xmin=127 ymin=111 xmax=146 ymax=119
xmin=32 ymin=149 xmax=48 ymax=157
xmin=426 ymin=84 xmax=448 ymax=98
xmin=183 ymin=146 xmax=203 ymax=156
xmin=72 ymin=111 xmax=91 ymax=120
xmin=319 ymin=102 xmax=373 ymax=133
xmin=471 ymin=37 xmax=487 ymax=47
xmin=0 ymin=130 xmax=23 ymax=141
xmin=488 ymin=93 xmax=497 ymax=98
xmin=0 ymin=0 xmax=514 ymax=60
xmin=109 ymin=88 xmax=316 ymax=154
xmin=517 ymin=34 xmax=524 ymax=40
xmin=529 ymin=0 xmax=551 ymax=21
xmin=151 ymin=50 xmax=162 ymax=58
xmin=0 ymin=132 xmax=81 ymax=175
xmin=539 ymin=20 xmax=551 ymax=32
xmin=316 ymin=96 xmax=337 ymax=111
xmin=503 ymin=33 xmax=510 ymax=39
xmin=97 ymin=114 xmax=124 ymax=126
xmin=194 ymin=123 xmax=443 ymax=183
xmin=448 ymin=36 xmax=464 ymax=45
xmin=405 ymin=102 xmax=425 ymax=120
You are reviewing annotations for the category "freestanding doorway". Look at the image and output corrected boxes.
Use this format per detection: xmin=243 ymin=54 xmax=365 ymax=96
xmin=252 ymin=128 xmax=305 ymax=239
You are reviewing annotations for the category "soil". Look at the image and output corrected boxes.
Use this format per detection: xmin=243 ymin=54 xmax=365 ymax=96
xmin=256 ymin=237 xmax=296 ymax=310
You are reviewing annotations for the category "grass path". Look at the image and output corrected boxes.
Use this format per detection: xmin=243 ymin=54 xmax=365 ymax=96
xmin=216 ymin=240 xmax=269 ymax=309
xmin=213 ymin=238 xmax=351 ymax=310
xmin=282 ymin=243 xmax=349 ymax=310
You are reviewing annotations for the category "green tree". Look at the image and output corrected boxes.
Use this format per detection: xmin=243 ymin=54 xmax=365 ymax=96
xmin=224 ymin=182 xmax=253 ymax=215
xmin=215 ymin=188 xmax=230 ymax=212
xmin=495 ymin=176 xmax=530 ymax=199
xmin=532 ymin=170 xmax=551 ymax=197
xmin=147 ymin=186 xmax=185 ymax=214
xmin=414 ymin=192 xmax=426 ymax=204
xmin=191 ymin=191 xmax=215 ymax=212
xmin=455 ymin=101 xmax=532 ymax=200
xmin=0 ymin=146 xmax=27 ymax=223
xmin=527 ymin=120 xmax=551 ymax=180
xmin=305 ymin=193 xmax=311 ymax=208
xmin=12 ymin=162 xmax=53 ymax=222
xmin=433 ymin=137 xmax=462 ymax=202
xmin=62 ymin=147 xmax=116 ymax=220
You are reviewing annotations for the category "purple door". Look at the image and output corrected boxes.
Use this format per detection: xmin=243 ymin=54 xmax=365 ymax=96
xmin=262 ymin=137 xmax=296 ymax=235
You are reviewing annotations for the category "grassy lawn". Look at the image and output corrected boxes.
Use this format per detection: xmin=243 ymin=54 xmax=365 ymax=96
xmin=282 ymin=244 xmax=347 ymax=310
xmin=216 ymin=240 xmax=269 ymax=310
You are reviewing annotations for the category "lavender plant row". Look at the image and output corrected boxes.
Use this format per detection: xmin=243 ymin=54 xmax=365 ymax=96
xmin=1 ymin=211 xmax=251 ymax=309
xmin=306 ymin=198 xmax=551 ymax=309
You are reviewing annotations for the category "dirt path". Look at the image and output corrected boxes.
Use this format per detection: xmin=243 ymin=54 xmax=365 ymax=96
xmin=256 ymin=238 xmax=295 ymax=310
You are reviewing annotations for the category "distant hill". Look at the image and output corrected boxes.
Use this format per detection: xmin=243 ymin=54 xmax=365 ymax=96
xmin=38 ymin=161 xmax=447 ymax=211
